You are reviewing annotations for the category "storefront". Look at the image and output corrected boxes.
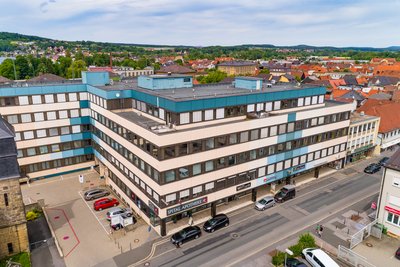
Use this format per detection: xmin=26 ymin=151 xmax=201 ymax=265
xmin=346 ymin=144 xmax=375 ymax=164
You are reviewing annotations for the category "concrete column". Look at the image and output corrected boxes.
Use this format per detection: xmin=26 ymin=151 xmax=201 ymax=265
xmin=251 ymin=188 xmax=257 ymax=202
xmin=211 ymin=202 xmax=217 ymax=217
xmin=160 ymin=218 xmax=166 ymax=237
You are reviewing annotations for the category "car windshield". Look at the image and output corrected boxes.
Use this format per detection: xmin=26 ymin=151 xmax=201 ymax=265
xmin=178 ymin=229 xmax=188 ymax=237
xmin=207 ymin=219 xmax=217 ymax=225
xmin=259 ymin=199 xmax=267 ymax=205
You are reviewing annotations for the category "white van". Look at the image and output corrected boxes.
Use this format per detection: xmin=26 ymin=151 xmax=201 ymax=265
xmin=302 ymin=248 xmax=340 ymax=267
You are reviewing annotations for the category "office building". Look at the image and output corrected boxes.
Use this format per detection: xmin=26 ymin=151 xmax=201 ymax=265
xmin=0 ymin=72 xmax=353 ymax=236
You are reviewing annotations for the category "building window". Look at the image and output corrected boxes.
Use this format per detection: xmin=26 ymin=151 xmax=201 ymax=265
xmin=7 ymin=243 xmax=13 ymax=254
xmin=4 ymin=193 xmax=9 ymax=206
xmin=18 ymin=96 xmax=29 ymax=105
xmin=24 ymin=131 xmax=34 ymax=140
xmin=47 ymin=111 xmax=56 ymax=120
xmin=32 ymin=95 xmax=42 ymax=104
xmin=70 ymin=109 xmax=80 ymax=118
xmin=45 ymin=94 xmax=54 ymax=103
xmin=240 ymin=132 xmax=249 ymax=143
xmin=21 ymin=114 xmax=32 ymax=123
xmin=180 ymin=113 xmax=190 ymax=124
xmin=192 ymin=163 xmax=201 ymax=176
xmin=165 ymin=170 xmax=175 ymax=183
xmin=7 ymin=115 xmax=18 ymax=124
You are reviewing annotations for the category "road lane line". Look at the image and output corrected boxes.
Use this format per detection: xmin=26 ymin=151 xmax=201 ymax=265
xmin=78 ymin=191 xmax=110 ymax=236
xmin=226 ymin=190 xmax=379 ymax=267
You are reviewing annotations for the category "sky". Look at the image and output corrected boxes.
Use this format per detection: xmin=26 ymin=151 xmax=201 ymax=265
xmin=1 ymin=0 xmax=400 ymax=47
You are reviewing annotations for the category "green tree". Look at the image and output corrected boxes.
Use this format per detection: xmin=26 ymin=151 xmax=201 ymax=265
xmin=67 ymin=60 xmax=87 ymax=78
xmin=0 ymin=59 xmax=16 ymax=79
xmin=15 ymin=55 xmax=31 ymax=79
xmin=174 ymin=59 xmax=183 ymax=66
xmin=197 ymin=70 xmax=227 ymax=84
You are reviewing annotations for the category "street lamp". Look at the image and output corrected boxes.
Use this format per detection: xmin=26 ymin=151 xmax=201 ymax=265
xmin=284 ymin=248 xmax=293 ymax=267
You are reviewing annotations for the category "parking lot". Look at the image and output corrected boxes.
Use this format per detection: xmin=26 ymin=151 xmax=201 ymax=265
xmin=21 ymin=170 xmax=158 ymax=267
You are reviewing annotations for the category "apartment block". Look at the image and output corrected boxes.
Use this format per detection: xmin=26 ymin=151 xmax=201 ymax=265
xmin=346 ymin=112 xmax=380 ymax=163
xmin=0 ymin=72 xmax=353 ymax=236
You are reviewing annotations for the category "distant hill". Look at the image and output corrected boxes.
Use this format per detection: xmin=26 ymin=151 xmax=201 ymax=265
xmin=0 ymin=31 xmax=399 ymax=52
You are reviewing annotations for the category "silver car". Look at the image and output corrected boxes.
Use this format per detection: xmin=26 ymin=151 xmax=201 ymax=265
xmin=255 ymin=196 xmax=276 ymax=211
xmin=84 ymin=188 xmax=110 ymax=201
xmin=106 ymin=207 xmax=132 ymax=221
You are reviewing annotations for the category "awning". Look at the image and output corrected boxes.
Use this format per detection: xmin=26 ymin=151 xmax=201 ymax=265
xmin=385 ymin=205 xmax=400 ymax=215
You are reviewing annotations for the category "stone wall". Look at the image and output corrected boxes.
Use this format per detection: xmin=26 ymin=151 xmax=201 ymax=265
xmin=0 ymin=178 xmax=29 ymax=258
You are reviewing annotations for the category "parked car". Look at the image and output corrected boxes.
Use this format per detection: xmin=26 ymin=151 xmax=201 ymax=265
xmin=395 ymin=247 xmax=400 ymax=260
xmin=255 ymin=196 xmax=276 ymax=211
xmin=170 ymin=226 xmax=201 ymax=247
xmin=274 ymin=185 xmax=296 ymax=203
xmin=378 ymin=157 xmax=390 ymax=166
xmin=93 ymin=198 xmax=119 ymax=211
xmin=106 ymin=207 xmax=132 ymax=221
xmin=203 ymin=214 xmax=229 ymax=233
xmin=110 ymin=214 xmax=137 ymax=230
xmin=302 ymin=248 xmax=339 ymax=267
xmin=285 ymin=258 xmax=307 ymax=267
xmin=364 ymin=163 xmax=381 ymax=174
xmin=84 ymin=188 xmax=110 ymax=201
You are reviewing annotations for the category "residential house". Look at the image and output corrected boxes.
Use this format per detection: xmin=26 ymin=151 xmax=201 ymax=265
xmin=377 ymin=149 xmax=400 ymax=236
xmin=157 ymin=64 xmax=196 ymax=76
xmin=346 ymin=112 xmax=380 ymax=163
xmin=217 ymin=61 xmax=257 ymax=76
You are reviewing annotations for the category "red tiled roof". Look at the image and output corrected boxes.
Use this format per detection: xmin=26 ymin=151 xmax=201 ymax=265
xmin=357 ymin=100 xmax=400 ymax=133
xmin=329 ymin=79 xmax=346 ymax=90
xmin=0 ymin=76 xmax=11 ymax=83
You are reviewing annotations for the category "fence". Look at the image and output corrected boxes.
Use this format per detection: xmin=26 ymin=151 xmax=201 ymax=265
xmin=350 ymin=218 xmax=381 ymax=249
xmin=337 ymin=245 xmax=376 ymax=267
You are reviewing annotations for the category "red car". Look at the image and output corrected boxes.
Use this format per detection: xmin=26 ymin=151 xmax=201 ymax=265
xmin=93 ymin=198 xmax=119 ymax=211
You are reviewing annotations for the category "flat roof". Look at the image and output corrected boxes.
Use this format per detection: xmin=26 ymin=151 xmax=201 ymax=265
xmin=350 ymin=112 xmax=379 ymax=124
xmin=114 ymin=100 xmax=348 ymax=135
xmin=99 ymin=79 xmax=322 ymax=102
xmin=145 ymin=74 xmax=192 ymax=79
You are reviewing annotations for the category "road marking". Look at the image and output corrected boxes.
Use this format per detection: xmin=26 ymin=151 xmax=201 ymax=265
xmin=226 ymin=190 xmax=379 ymax=267
xmin=78 ymin=191 xmax=110 ymax=236
xmin=130 ymin=172 xmax=375 ymax=266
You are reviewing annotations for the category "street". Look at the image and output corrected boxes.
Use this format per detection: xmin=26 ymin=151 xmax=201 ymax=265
xmin=98 ymin=159 xmax=384 ymax=267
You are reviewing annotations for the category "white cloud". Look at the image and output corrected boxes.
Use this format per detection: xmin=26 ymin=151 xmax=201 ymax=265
xmin=1 ymin=0 xmax=400 ymax=47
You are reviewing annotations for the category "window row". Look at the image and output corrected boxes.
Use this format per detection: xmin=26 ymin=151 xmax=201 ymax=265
xmin=0 ymin=92 xmax=88 ymax=107
xmin=17 ymin=139 xmax=91 ymax=158
xmin=7 ymin=108 xmax=88 ymax=125
xmin=91 ymin=108 xmax=350 ymax=161
xmin=20 ymin=154 xmax=94 ymax=175
xmin=93 ymin=143 xmax=160 ymax=205
xmin=161 ymin=142 xmax=347 ymax=206
xmin=387 ymin=212 xmax=400 ymax=227
xmin=89 ymin=93 xmax=107 ymax=109
xmin=163 ymin=128 xmax=348 ymax=183
xmin=162 ymin=111 xmax=350 ymax=160
xmin=178 ymin=95 xmax=325 ymax=125
xmin=14 ymin=124 xmax=91 ymax=141
xmin=349 ymin=121 xmax=377 ymax=135
xmin=93 ymin=121 xmax=347 ymax=185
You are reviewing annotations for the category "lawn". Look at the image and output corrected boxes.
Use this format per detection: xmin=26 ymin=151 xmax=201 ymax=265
xmin=0 ymin=252 xmax=31 ymax=267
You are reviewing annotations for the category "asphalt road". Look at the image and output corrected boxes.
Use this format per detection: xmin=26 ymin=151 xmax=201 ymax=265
xmin=137 ymin=169 xmax=382 ymax=267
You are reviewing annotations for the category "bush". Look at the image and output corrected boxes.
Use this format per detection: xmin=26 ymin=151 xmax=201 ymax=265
xmin=298 ymin=232 xmax=316 ymax=248
xmin=288 ymin=243 xmax=303 ymax=257
xmin=0 ymin=252 xmax=31 ymax=267
xmin=26 ymin=208 xmax=42 ymax=221
xmin=271 ymin=251 xmax=286 ymax=266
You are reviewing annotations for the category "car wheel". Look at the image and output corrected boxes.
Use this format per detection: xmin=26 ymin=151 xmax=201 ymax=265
xmin=178 ymin=241 xmax=182 ymax=247
xmin=195 ymin=234 xmax=199 ymax=239
xmin=116 ymin=226 xmax=120 ymax=230
xmin=127 ymin=213 xmax=132 ymax=217
xmin=113 ymin=204 xmax=117 ymax=207
xmin=225 ymin=222 xmax=229 ymax=227
xmin=211 ymin=228 xmax=215 ymax=233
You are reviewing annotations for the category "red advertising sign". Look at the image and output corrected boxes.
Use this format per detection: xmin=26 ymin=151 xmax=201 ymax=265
xmin=385 ymin=205 xmax=400 ymax=215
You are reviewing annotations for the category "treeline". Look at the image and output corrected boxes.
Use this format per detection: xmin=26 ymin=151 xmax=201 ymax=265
xmin=0 ymin=52 xmax=158 ymax=80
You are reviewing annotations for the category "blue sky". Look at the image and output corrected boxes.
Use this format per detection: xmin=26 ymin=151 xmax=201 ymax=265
xmin=1 ymin=0 xmax=399 ymax=47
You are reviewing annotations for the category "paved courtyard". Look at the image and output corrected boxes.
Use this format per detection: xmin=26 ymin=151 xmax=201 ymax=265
xmin=22 ymin=170 xmax=158 ymax=267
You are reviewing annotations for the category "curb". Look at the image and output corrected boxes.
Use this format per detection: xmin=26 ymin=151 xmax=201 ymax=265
xmin=42 ymin=207 xmax=64 ymax=258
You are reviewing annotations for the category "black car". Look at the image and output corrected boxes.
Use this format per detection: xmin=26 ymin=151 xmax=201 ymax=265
xmin=378 ymin=157 xmax=390 ymax=166
xmin=364 ymin=163 xmax=381 ymax=174
xmin=203 ymin=214 xmax=229 ymax=233
xmin=170 ymin=226 xmax=201 ymax=247
xmin=395 ymin=247 xmax=400 ymax=260
xmin=286 ymin=258 xmax=308 ymax=267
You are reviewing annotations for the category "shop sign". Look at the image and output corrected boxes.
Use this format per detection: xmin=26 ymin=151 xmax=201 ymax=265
xmin=385 ymin=205 xmax=400 ymax=215
xmin=148 ymin=200 xmax=159 ymax=215
xmin=292 ymin=164 xmax=306 ymax=172
xmin=167 ymin=197 xmax=208 ymax=216
xmin=236 ymin=182 xmax=251 ymax=191
xmin=256 ymin=175 xmax=275 ymax=186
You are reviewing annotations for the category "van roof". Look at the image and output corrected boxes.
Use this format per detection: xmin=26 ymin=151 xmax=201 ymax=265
xmin=282 ymin=184 xmax=295 ymax=190
xmin=312 ymin=249 xmax=340 ymax=267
